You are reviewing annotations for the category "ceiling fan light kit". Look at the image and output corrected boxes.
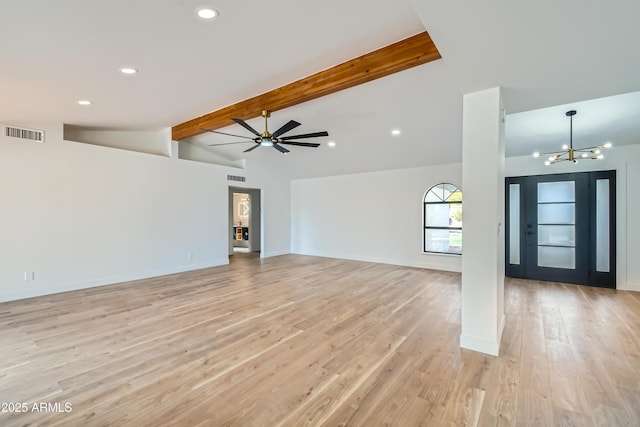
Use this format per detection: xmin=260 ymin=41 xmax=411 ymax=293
xmin=203 ymin=110 xmax=328 ymax=155
xmin=533 ymin=110 xmax=612 ymax=165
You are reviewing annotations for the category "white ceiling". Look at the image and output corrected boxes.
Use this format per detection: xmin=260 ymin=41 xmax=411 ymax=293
xmin=1 ymin=0 xmax=639 ymax=179
xmin=506 ymin=91 xmax=640 ymax=158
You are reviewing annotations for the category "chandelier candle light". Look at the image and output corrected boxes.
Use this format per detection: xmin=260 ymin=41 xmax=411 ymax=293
xmin=533 ymin=110 xmax=612 ymax=165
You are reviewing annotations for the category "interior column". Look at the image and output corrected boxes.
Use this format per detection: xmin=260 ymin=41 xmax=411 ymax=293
xmin=460 ymin=87 xmax=506 ymax=356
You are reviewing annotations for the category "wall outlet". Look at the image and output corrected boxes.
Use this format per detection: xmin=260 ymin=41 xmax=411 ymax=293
xmin=187 ymin=252 xmax=193 ymax=260
xmin=24 ymin=271 xmax=34 ymax=281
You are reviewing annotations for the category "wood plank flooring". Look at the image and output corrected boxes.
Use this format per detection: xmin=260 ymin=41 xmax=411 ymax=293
xmin=1 ymin=254 xmax=639 ymax=426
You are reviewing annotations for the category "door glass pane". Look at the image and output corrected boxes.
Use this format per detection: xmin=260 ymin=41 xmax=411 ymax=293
xmin=509 ymin=184 xmax=520 ymax=265
xmin=425 ymin=229 xmax=462 ymax=254
xmin=538 ymin=181 xmax=575 ymax=203
xmin=538 ymin=246 xmax=575 ymax=269
xmin=538 ymin=225 xmax=575 ymax=247
xmin=596 ymin=179 xmax=610 ymax=272
xmin=537 ymin=180 xmax=576 ymax=270
xmin=538 ymin=203 xmax=575 ymax=224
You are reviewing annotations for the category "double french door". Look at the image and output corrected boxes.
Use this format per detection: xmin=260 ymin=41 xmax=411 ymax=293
xmin=505 ymin=170 xmax=615 ymax=288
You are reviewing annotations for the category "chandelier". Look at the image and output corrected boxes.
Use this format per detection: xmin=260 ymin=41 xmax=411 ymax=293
xmin=533 ymin=110 xmax=611 ymax=165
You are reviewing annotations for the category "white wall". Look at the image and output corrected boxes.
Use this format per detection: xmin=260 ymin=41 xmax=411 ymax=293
xmin=291 ymin=163 xmax=462 ymax=272
xmin=506 ymin=143 xmax=640 ymax=291
xmin=0 ymin=124 xmax=291 ymax=302
xmin=290 ymin=142 xmax=640 ymax=292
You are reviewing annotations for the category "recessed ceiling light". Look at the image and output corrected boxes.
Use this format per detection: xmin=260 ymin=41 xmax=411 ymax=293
xmin=391 ymin=129 xmax=401 ymax=136
xmin=77 ymin=100 xmax=92 ymax=106
xmin=196 ymin=7 xmax=219 ymax=20
xmin=327 ymin=141 xmax=336 ymax=148
xmin=119 ymin=67 xmax=138 ymax=75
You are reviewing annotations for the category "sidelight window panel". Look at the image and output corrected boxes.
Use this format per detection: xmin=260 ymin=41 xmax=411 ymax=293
xmin=596 ymin=179 xmax=611 ymax=273
xmin=509 ymin=184 xmax=521 ymax=265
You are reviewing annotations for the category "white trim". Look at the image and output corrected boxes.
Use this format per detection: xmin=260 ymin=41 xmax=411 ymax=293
xmin=261 ymin=250 xmax=290 ymax=258
xmin=421 ymin=251 xmax=461 ymax=257
xmin=460 ymin=334 xmax=500 ymax=356
xmin=620 ymin=282 xmax=640 ymax=292
xmin=0 ymin=259 xmax=229 ymax=303
xmin=292 ymin=249 xmax=462 ymax=273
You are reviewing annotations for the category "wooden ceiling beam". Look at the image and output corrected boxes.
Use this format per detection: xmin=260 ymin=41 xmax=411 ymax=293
xmin=171 ymin=31 xmax=441 ymax=141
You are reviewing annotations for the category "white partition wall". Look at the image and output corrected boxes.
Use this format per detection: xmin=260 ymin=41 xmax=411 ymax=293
xmin=460 ymin=87 xmax=506 ymax=356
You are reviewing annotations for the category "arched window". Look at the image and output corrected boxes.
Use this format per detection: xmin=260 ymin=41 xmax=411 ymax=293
xmin=423 ymin=183 xmax=462 ymax=254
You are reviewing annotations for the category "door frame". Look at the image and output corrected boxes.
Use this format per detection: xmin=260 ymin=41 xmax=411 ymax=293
xmin=228 ymin=186 xmax=262 ymax=256
xmin=505 ymin=170 xmax=616 ymax=288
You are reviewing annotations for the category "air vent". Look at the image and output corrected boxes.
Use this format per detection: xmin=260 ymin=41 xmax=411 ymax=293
xmin=227 ymin=174 xmax=246 ymax=182
xmin=4 ymin=125 xmax=44 ymax=143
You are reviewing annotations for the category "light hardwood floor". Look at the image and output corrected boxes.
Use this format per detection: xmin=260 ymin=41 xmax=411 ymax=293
xmin=1 ymin=254 xmax=639 ymax=426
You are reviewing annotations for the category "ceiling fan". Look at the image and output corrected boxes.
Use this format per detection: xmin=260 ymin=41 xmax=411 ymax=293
xmin=202 ymin=110 xmax=329 ymax=154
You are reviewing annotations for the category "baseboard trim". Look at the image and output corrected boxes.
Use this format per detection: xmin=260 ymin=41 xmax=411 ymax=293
xmin=291 ymin=249 xmax=461 ymax=273
xmin=460 ymin=334 xmax=500 ymax=356
xmin=261 ymin=251 xmax=290 ymax=258
xmin=619 ymin=282 xmax=640 ymax=292
xmin=0 ymin=259 xmax=229 ymax=303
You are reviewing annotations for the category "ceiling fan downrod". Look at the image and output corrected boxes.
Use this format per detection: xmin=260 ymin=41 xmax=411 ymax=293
xmin=261 ymin=110 xmax=271 ymax=138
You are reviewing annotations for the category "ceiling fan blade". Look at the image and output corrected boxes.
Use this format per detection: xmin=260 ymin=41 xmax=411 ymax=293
xmin=273 ymin=144 xmax=290 ymax=154
xmin=232 ymin=118 xmax=262 ymax=137
xmin=208 ymin=141 xmax=253 ymax=147
xmin=271 ymin=120 xmax=301 ymax=138
xmin=200 ymin=128 xmax=255 ymax=140
xmin=243 ymin=144 xmax=261 ymax=153
xmin=279 ymin=131 xmax=329 ymax=141
xmin=278 ymin=141 xmax=320 ymax=148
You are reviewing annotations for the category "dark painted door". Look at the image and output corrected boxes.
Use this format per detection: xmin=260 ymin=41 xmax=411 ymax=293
xmin=505 ymin=170 xmax=615 ymax=288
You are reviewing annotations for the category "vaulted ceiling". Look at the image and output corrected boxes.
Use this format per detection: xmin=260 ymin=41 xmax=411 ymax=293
xmin=1 ymin=0 xmax=639 ymax=179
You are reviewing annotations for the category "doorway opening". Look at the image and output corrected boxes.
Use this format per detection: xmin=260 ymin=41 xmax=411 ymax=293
xmin=505 ymin=170 xmax=616 ymax=288
xmin=228 ymin=187 xmax=262 ymax=257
